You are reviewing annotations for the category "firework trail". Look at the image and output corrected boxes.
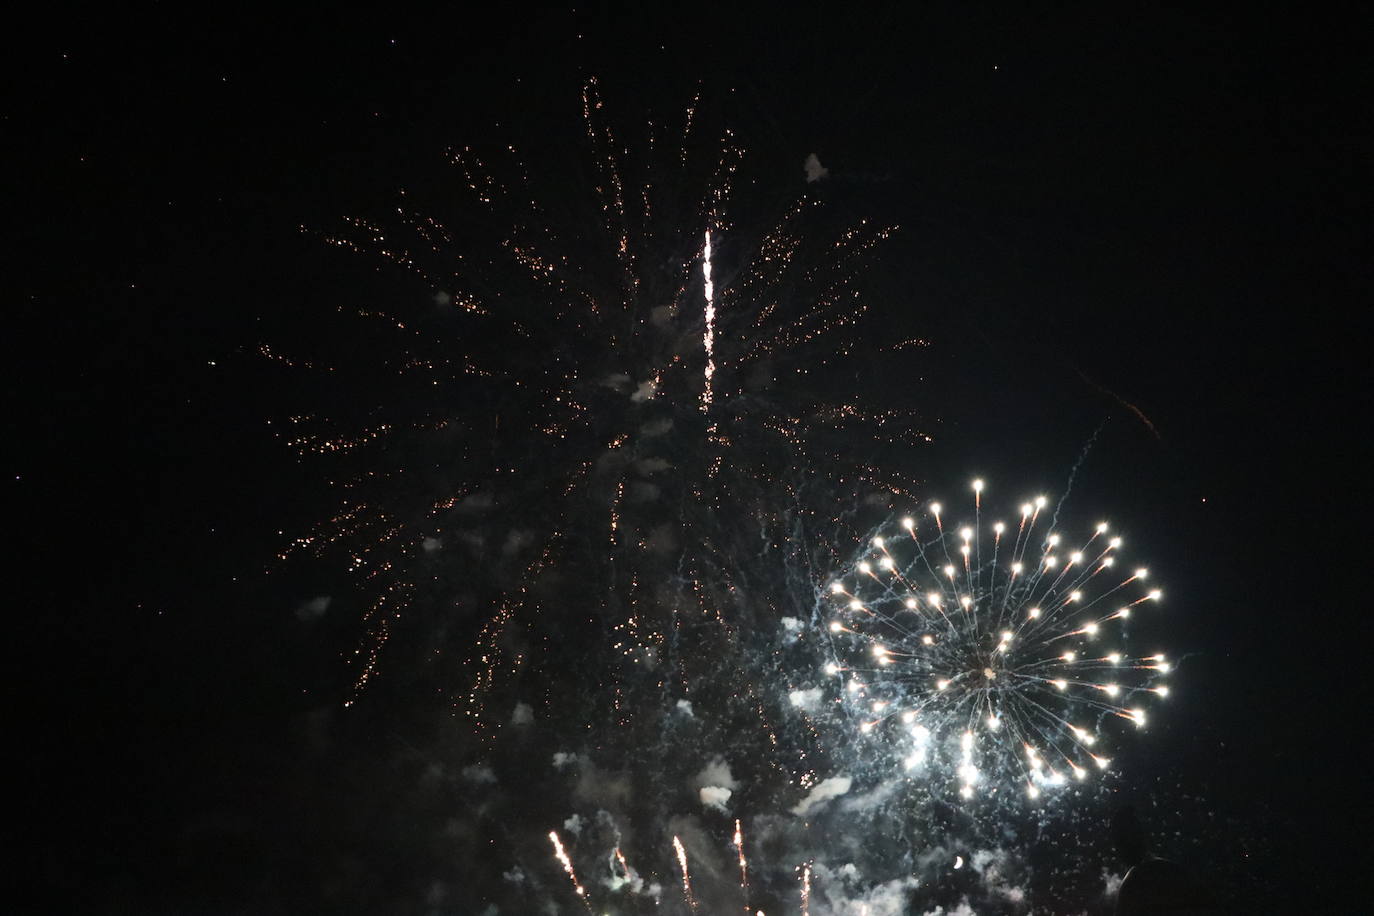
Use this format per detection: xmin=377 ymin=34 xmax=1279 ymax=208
xmin=673 ymin=835 xmax=696 ymax=910
xmin=816 ymin=479 xmax=1170 ymax=801
xmin=733 ymin=818 xmax=749 ymax=910
xmin=549 ymin=830 xmax=591 ymax=909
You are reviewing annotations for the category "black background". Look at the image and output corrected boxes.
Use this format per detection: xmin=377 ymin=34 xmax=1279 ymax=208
xmin=10 ymin=5 xmax=1370 ymax=911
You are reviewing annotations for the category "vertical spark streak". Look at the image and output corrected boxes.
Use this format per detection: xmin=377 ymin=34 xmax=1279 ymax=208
xmin=549 ymin=830 xmax=589 ymax=907
xmin=734 ymin=818 xmax=750 ymax=909
xmin=800 ymin=861 xmax=812 ymax=916
xmin=673 ymin=835 xmax=696 ymax=909
xmin=700 ymin=229 xmax=716 ymax=413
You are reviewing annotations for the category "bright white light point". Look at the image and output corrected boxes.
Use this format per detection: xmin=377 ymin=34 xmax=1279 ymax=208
xmin=1048 ymin=534 xmax=1061 ymax=546
xmin=1053 ymin=679 xmax=1068 ymax=690
xmin=901 ymin=517 xmax=915 ymax=530
xmin=1044 ymin=556 xmax=1058 ymax=568
xmin=1136 ymin=568 xmax=1149 ymax=579
xmin=1107 ymin=652 xmax=1122 ymax=664
xmin=1103 ymin=557 xmax=1116 ymax=567
xmin=1110 ymin=537 xmax=1122 ymax=548
xmin=960 ymin=527 xmax=972 ymax=541
xmin=872 ymin=646 xmax=887 ymax=658
xmin=973 ymin=479 xmax=984 ymax=492
xmin=880 ymin=556 xmax=894 ymax=570
xmin=848 ymin=599 xmax=863 ymax=611
xmin=994 ymin=522 xmax=1005 ymax=534
xmin=912 ymin=724 xmax=929 ymax=740
xmin=902 ymin=710 xmax=916 ymax=723
xmin=1103 ymin=684 xmax=1120 ymax=696
xmin=960 ymin=595 xmax=972 ymax=608
xmin=1155 ymin=686 xmax=1170 ymax=697
xmin=1070 ymin=552 xmax=1082 ymax=564
xmin=1028 ymin=607 xmax=1041 ymax=618
xmin=930 ymin=502 xmax=942 ymax=515
xmin=1020 ymin=503 xmax=1032 ymax=516
xmin=1036 ymin=496 xmax=1047 ymax=508
xmin=1001 ymin=630 xmax=1013 ymax=641
xmin=1062 ymin=652 xmax=1076 ymax=662
xmin=1150 ymin=589 xmax=1163 ymax=600
xmin=960 ymin=786 xmax=973 ymax=799
xmin=1157 ymin=662 xmax=1171 ymax=673
xmin=905 ymin=597 xmax=918 ymax=609
xmin=1131 ymin=708 xmax=1146 ymax=726
xmin=1072 ymin=765 xmax=1087 ymax=780
xmin=960 ymin=544 xmax=970 ymax=556
xmin=927 ymin=592 xmax=941 ymax=606
xmin=1117 ymin=608 xmax=1131 ymax=619
xmin=1028 ymin=785 xmax=1040 ymax=799
xmin=830 ymin=621 xmax=843 ymax=632
xmin=936 ymin=679 xmax=949 ymax=691
xmin=954 ymin=855 xmax=965 ymax=868
xmin=872 ymin=536 xmax=884 ymax=548
xmin=824 ymin=662 xmax=839 ymax=675
xmin=1096 ymin=522 xmax=1109 ymax=533
xmin=1094 ymin=755 xmax=1110 ymax=769
xmin=858 ymin=561 xmax=871 ymax=574
xmin=1070 ymin=590 xmax=1082 ymax=602
xmin=961 ymin=730 xmax=974 ymax=750
xmin=1084 ymin=622 xmax=1098 ymax=635
xmin=860 ymin=721 xmax=874 ymax=733
xmin=921 ymin=634 xmax=934 ymax=645
xmin=846 ymin=680 xmax=860 ymax=693
xmin=1011 ymin=562 xmax=1023 ymax=574
xmin=987 ymin=715 xmax=1000 ymax=730
xmin=830 ymin=582 xmax=845 ymax=594
xmin=872 ymin=700 xmax=887 ymax=711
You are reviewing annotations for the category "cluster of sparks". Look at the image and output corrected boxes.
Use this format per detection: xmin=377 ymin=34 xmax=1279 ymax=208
xmin=819 ymin=480 xmax=1171 ymax=802
xmin=549 ymin=823 xmax=796 ymax=915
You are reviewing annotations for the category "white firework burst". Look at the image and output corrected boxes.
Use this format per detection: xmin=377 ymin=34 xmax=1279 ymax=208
xmin=820 ymin=480 xmax=1171 ymax=802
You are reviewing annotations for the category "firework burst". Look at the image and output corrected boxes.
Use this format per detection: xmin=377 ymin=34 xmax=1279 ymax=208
xmin=261 ymin=80 xmax=922 ymax=730
xmin=817 ymin=480 xmax=1171 ymax=802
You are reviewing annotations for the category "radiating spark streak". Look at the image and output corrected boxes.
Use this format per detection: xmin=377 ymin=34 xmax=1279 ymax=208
xmin=673 ymin=835 xmax=696 ymax=909
xmin=734 ymin=818 xmax=750 ymax=908
xmin=549 ymin=830 xmax=590 ymax=907
xmin=701 ymin=229 xmax=716 ymax=413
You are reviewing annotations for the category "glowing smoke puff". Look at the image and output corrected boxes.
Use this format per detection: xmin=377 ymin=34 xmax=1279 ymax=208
xmin=791 ymin=776 xmax=853 ymax=816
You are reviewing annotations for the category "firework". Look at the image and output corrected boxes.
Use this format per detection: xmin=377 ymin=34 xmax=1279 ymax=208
xmin=818 ymin=480 xmax=1170 ymax=801
xmin=269 ymin=79 xmax=917 ymax=732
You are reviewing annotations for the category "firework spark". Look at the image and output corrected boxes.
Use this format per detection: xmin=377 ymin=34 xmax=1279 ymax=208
xmin=701 ymin=228 xmax=717 ymax=414
xmin=549 ymin=830 xmax=591 ymax=908
xmin=734 ymin=817 xmax=750 ymax=909
xmin=673 ymin=834 xmax=696 ymax=910
xmin=819 ymin=480 xmax=1170 ymax=801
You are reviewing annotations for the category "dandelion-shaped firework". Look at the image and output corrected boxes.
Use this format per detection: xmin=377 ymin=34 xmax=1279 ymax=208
xmin=821 ymin=480 xmax=1171 ymax=802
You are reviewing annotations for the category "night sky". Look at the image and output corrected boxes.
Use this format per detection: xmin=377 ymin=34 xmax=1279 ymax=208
xmin=11 ymin=7 xmax=1370 ymax=913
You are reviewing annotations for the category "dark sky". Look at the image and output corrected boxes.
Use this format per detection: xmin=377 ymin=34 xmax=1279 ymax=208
xmin=10 ymin=6 xmax=1370 ymax=912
